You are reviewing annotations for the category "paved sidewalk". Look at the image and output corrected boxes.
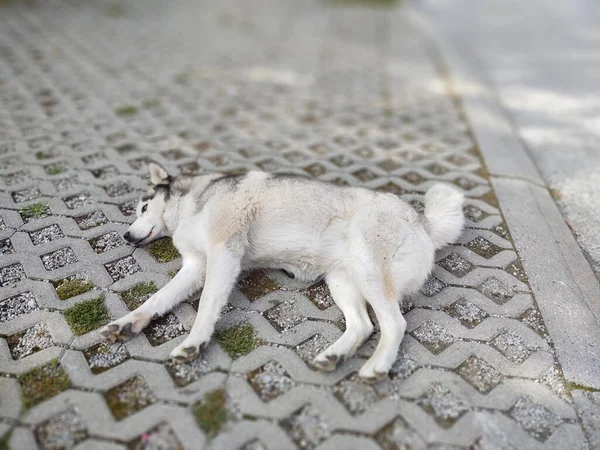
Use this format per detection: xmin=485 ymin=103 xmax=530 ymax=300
xmin=0 ymin=0 xmax=598 ymax=449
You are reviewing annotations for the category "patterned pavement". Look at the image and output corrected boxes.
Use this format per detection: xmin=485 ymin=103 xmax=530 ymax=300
xmin=0 ymin=0 xmax=594 ymax=448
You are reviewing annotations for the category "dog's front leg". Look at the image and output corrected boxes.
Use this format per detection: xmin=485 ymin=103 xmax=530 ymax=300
xmin=170 ymin=245 xmax=241 ymax=363
xmin=100 ymin=257 xmax=206 ymax=343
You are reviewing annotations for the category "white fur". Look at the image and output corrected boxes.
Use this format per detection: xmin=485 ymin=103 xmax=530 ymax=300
xmin=101 ymin=167 xmax=465 ymax=380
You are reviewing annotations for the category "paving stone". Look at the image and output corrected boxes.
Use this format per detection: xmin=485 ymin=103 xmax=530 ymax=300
xmin=376 ymin=416 xmax=427 ymax=450
xmin=247 ymin=360 xmax=296 ymax=402
xmin=411 ymin=320 xmax=457 ymax=354
xmin=0 ymin=0 xmax=587 ymax=447
xmin=417 ymin=383 xmax=470 ymax=428
xmin=283 ymin=405 xmax=331 ymax=449
xmin=491 ymin=331 xmax=532 ymax=364
xmin=264 ymin=301 xmax=306 ymax=332
xmin=35 ymin=408 xmax=87 ymax=450
xmin=437 ymin=253 xmax=474 ymax=278
xmin=456 ymin=355 xmax=502 ymax=394
xmin=509 ymin=396 xmax=562 ymax=441
xmin=129 ymin=423 xmax=183 ymax=450
xmin=477 ymin=278 xmax=515 ymax=305
xmin=105 ymin=376 xmax=156 ymax=421
xmin=445 ymin=298 xmax=488 ymax=329
xmin=333 ymin=375 xmax=379 ymax=415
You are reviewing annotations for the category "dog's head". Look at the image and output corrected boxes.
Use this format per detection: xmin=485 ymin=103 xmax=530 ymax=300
xmin=123 ymin=163 xmax=171 ymax=246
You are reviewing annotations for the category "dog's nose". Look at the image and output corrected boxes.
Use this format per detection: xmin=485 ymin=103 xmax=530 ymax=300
xmin=123 ymin=231 xmax=131 ymax=241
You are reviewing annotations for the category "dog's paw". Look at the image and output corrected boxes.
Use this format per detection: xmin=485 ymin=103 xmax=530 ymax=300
xmin=170 ymin=341 xmax=206 ymax=364
xmin=311 ymin=352 xmax=345 ymax=372
xmin=99 ymin=314 xmax=149 ymax=343
xmin=358 ymin=360 xmax=390 ymax=383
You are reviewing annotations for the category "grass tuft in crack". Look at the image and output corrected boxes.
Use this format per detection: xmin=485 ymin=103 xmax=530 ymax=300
xmin=63 ymin=296 xmax=109 ymax=335
xmin=193 ymin=389 xmax=228 ymax=436
xmin=216 ymin=322 xmax=260 ymax=358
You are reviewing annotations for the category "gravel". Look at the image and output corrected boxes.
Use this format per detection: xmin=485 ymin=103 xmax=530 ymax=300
xmin=41 ymin=247 xmax=78 ymax=270
xmin=247 ymin=360 xmax=296 ymax=402
xmin=286 ymin=405 xmax=331 ymax=449
xmin=491 ymin=331 xmax=532 ymax=364
xmin=84 ymin=342 xmax=130 ymax=374
xmin=509 ymin=396 xmax=562 ymax=441
xmin=264 ymin=301 xmax=305 ymax=332
xmin=8 ymin=323 xmax=54 ymax=360
xmin=0 ymin=263 xmax=26 ymax=287
xmin=0 ymin=291 xmax=38 ymax=322
xmin=417 ymin=383 xmax=470 ymax=427
xmin=35 ymin=408 xmax=87 ymax=450
xmin=30 ymin=224 xmax=64 ymax=245
xmin=411 ymin=320 xmax=456 ymax=354
xmin=104 ymin=256 xmax=141 ymax=281
xmin=75 ymin=210 xmax=109 ymax=230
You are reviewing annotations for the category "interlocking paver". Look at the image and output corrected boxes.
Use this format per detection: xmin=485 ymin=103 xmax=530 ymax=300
xmin=0 ymin=0 xmax=592 ymax=448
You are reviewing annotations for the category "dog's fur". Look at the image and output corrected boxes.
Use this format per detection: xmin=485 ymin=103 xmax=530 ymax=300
xmin=101 ymin=164 xmax=464 ymax=380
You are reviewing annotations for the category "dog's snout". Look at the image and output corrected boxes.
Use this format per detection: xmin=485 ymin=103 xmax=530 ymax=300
xmin=123 ymin=231 xmax=131 ymax=242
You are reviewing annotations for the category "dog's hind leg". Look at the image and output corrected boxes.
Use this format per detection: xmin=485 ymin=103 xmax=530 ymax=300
xmin=354 ymin=267 xmax=406 ymax=382
xmin=170 ymin=245 xmax=242 ymax=363
xmin=312 ymin=270 xmax=373 ymax=372
xmin=100 ymin=256 xmax=206 ymax=343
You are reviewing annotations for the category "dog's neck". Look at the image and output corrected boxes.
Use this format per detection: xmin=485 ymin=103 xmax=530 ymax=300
xmin=161 ymin=173 xmax=223 ymax=235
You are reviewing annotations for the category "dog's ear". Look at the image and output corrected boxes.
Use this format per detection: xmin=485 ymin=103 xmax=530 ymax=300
xmin=148 ymin=163 xmax=170 ymax=186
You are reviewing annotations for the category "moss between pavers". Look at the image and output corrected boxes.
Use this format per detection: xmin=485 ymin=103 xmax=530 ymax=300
xmin=141 ymin=98 xmax=161 ymax=108
xmin=105 ymin=1 xmax=125 ymax=17
xmin=35 ymin=151 xmax=52 ymax=160
xmin=105 ymin=376 xmax=155 ymax=421
xmin=46 ymin=164 xmax=65 ymax=175
xmin=55 ymin=278 xmax=94 ymax=300
xmin=63 ymin=296 xmax=110 ymax=335
xmin=114 ymin=105 xmax=138 ymax=117
xmin=19 ymin=202 xmax=49 ymax=220
xmin=216 ymin=323 xmax=260 ymax=358
xmin=568 ymin=382 xmax=600 ymax=393
xmin=20 ymin=359 xmax=72 ymax=409
xmin=193 ymin=389 xmax=228 ymax=437
xmin=238 ymin=270 xmax=279 ymax=301
xmin=146 ymin=237 xmax=180 ymax=263
xmin=0 ymin=430 xmax=10 ymax=450
xmin=120 ymin=281 xmax=157 ymax=310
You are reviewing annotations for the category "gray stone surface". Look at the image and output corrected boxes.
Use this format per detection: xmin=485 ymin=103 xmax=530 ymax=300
xmin=0 ymin=0 xmax=596 ymax=448
xmin=419 ymin=0 xmax=600 ymax=279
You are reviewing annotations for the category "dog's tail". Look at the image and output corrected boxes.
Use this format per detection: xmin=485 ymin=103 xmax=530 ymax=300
xmin=423 ymin=184 xmax=465 ymax=250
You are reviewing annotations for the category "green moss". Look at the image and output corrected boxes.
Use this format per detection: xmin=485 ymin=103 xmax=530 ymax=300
xmin=147 ymin=237 xmax=180 ymax=263
xmin=216 ymin=323 xmax=260 ymax=358
xmin=120 ymin=281 xmax=158 ymax=310
xmin=19 ymin=202 xmax=50 ymax=220
xmin=35 ymin=151 xmax=52 ymax=160
xmin=193 ymin=389 xmax=228 ymax=437
xmin=105 ymin=376 xmax=154 ymax=421
xmin=238 ymin=271 xmax=279 ymax=301
xmin=46 ymin=164 xmax=65 ymax=175
xmin=105 ymin=2 xmax=125 ymax=17
xmin=115 ymin=105 xmax=138 ymax=117
xmin=141 ymin=98 xmax=161 ymax=108
xmin=568 ymin=382 xmax=600 ymax=393
xmin=20 ymin=359 xmax=71 ymax=409
xmin=55 ymin=278 xmax=94 ymax=300
xmin=549 ymin=188 xmax=562 ymax=201
xmin=174 ymin=72 xmax=192 ymax=84
xmin=168 ymin=270 xmax=178 ymax=279
xmin=0 ymin=430 xmax=11 ymax=450
xmin=63 ymin=296 xmax=110 ymax=335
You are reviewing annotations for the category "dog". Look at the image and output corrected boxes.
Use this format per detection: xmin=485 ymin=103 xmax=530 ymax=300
xmin=100 ymin=163 xmax=464 ymax=380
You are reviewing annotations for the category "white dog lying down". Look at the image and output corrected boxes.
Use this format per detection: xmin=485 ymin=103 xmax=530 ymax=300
xmin=100 ymin=163 xmax=464 ymax=380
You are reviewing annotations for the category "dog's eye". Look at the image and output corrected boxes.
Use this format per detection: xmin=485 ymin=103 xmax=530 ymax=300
xmin=141 ymin=204 xmax=148 ymax=213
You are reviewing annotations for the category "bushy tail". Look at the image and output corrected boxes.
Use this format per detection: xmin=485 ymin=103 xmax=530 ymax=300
xmin=424 ymin=184 xmax=465 ymax=249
